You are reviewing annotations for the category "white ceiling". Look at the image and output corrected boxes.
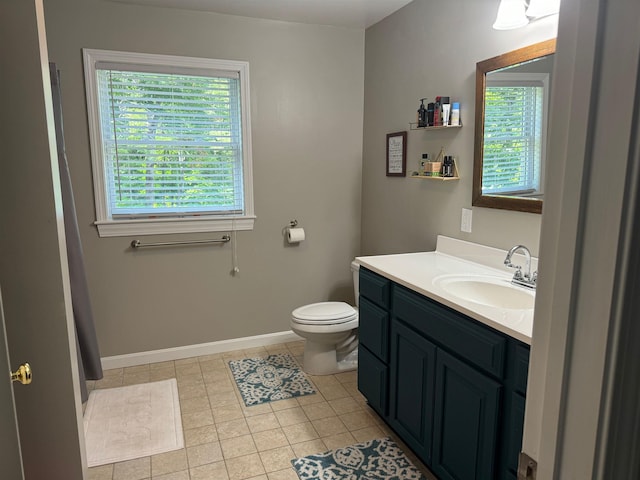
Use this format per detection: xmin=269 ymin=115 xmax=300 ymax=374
xmin=110 ymin=0 xmax=415 ymax=29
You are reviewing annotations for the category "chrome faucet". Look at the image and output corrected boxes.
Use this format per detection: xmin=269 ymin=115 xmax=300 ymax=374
xmin=504 ymin=245 xmax=537 ymax=289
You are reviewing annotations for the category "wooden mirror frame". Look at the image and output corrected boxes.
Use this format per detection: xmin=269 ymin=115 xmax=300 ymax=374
xmin=472 ymin=39 xmax=556 ymax=214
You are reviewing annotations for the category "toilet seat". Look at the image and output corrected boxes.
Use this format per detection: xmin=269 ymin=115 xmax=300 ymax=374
xmin=292 ymin=302 xmax=357 ymax=325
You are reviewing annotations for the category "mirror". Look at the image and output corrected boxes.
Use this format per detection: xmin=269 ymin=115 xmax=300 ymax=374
xmin=473 ymin=39 xmax=556 ymax=214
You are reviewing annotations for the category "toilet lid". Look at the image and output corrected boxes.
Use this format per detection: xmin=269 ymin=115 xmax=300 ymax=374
xmin=292 ymin=302 xmax=357 ymax=325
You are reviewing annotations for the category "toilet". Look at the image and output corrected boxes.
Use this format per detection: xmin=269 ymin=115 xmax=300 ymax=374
xmin=290 ymin=261 xmax=360 ymax=375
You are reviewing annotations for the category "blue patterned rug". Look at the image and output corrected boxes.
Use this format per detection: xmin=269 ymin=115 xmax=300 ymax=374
xmin=229 ymin=353 xmax=316 ymax=406
xmin=291 ymin=437 xmax=427 ymax=480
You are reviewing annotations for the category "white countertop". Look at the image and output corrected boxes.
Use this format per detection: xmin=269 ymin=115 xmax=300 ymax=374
xmin=356 ymin=236 xmax=535 ymax=345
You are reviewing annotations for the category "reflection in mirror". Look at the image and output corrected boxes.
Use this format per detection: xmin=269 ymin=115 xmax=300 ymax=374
xmin=473 ymin=39 xmax=556 ymax=214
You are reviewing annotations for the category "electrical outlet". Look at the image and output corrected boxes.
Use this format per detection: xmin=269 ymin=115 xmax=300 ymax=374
xmin=461 ymin=208 xmax=472 ymax=233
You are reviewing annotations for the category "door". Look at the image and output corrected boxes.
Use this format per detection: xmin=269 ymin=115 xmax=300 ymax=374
xmin=0 ymin=0 xmax=86 ymax=478
xmin=389 ymin=319 xmax=436 ymax=463
xmin=432 ymin=349 xmax=501 ymax=480
xmin=0 ymin=291 xmax=23 ymax=480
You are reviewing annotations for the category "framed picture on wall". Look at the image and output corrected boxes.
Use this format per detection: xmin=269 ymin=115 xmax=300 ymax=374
xmin=386 ymin=131 xmax=407 ymax=177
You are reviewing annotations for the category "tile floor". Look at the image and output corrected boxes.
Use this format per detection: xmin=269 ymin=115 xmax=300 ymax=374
xmin=85 ymin=341 xmax=436 ymax=480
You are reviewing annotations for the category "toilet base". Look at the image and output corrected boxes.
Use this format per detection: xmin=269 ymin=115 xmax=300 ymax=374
xmin=302 ymin=339 xmax=358 ymax=376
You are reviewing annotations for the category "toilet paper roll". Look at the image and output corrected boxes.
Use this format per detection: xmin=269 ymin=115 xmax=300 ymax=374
xmin=287 ymin=227 xmax=305 ymax=243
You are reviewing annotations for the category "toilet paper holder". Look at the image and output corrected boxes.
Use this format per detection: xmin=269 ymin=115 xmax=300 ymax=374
xmin=284 ymin=219 xmax=305 ymax=244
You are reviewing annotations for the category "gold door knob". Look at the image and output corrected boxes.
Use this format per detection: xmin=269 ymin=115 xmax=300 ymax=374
xmin=11 ymin=363 xmax=32 ymax=385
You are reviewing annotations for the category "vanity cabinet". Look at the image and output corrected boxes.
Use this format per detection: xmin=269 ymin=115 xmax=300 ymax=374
xmin=358 ymin=267 xmax=530 ymax=480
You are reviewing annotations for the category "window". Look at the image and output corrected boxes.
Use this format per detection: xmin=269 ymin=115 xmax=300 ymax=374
xmin=83 ymin=49 xmax=254 ymax=237
xmin=482 ymin=72 xmax=549 ymax=196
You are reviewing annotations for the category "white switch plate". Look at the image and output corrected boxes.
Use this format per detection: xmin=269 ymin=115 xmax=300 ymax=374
xmin=461 ymin=208 xmax=472 ymax=233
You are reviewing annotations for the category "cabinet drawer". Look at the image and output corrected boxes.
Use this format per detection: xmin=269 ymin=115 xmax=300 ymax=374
xmin=359 ymin=297 xmax=390 ymax=362
xmin=359 ymin=268 xmax=390 ymax=309
xmin=358 ymin=345 xmax=388 ymax=416
xmin=393 ymin=286 xmax=506 ymax=379
xmin=513 ymin=344 xmax=530 ymax=395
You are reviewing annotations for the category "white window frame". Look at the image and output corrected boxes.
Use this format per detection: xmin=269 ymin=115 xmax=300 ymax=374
xmin=83 ymin=49 xmax=255 ymax=237
xmin=483 ymin=72 xmax=549 ymax=197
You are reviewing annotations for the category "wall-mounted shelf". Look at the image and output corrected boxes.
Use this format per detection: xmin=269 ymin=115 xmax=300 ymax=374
xmin=410 ymin=157 xmax=460 ymax=180
xmin=410 ymin=175 xmax=459 ymax=181
xmin=409 ymin=123 xmax=462 ymax=131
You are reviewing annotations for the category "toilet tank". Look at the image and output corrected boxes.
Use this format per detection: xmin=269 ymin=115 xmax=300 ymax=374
xmin=351 ymin=261 xmax=360 ymax=307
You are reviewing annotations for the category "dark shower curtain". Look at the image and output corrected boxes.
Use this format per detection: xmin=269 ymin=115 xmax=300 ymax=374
xmin=49 ymin=63 xmax=103 ymax=402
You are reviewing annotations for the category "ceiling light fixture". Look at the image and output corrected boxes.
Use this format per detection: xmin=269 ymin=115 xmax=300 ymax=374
xmin=493 ymin=0 xmax=560 ymax=30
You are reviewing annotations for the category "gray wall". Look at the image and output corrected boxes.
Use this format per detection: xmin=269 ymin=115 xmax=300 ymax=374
xmin=44 ymin=0 xmax=364 ymax=356
xmin=362 ymin=0 xmax=558 ymax=256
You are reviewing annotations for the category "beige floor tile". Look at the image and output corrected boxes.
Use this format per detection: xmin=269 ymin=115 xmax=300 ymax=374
xmin=267 ymin=468 xmax=299 ymax=480
xmin=199 ymin=358 xmax=226 ymax=370
xmin=225 ymin=453 xmax=266 ymax=480
xmin=243 ymin=347 xmax=268 ymax=356
xmin=152 ymin=470 xmax=189 ymax=480
xmin=180 ymin=395 xmax=211 ymax=414
xmin=274 ymin=407 xmax=308 ymax=427
xmin=252 ymin=428 xmax=289 ymax=452
xmin=289 ymin=439 xmax=327 ymax=458
xmin=294 ymin=393 xmax=324 ymax=406
xmin=184 ymin=424 xmax=219 ymax=447
xmin=308 ymin=375 xmax=339 ymax=388
xmin=334 ymin=371 xmax=357 ymax=384
xmin=246 ymin=412 xmax=280 ymax=433
xmin=175 ymin=357 xmax=199 ymax=365
xmin=264 ymin=344 xmax=289 ymax=354
xmin=149 ymin=360 xmax=175 ymax=370
xmin=350 ymin=425 xmax=385 ymax=442
xmin=176 ymin=362 xmax=202 ymax=377
xmin=328 ymin=397 xmax=361 ymax=416
xmin=189 ymin=460 xmax=229 ymax=480
xmin=343 ymin=382 xmax=361 ymax=397
xmin=223 ymin=351 xmax=248 ymax=361
xmin=241 ymin=402 xmax=273 ymax=417
xmin=311 ymin=416 xmax=348 ymax=437
xmin=149 ymin=368 xmax=177 ymax=382
xmin=124 ymin=364 xmax=150 ymax=374
xmin=197 ymin=353 xmax=224 ymax=362
xmin=123 ymin=371 xmax=152 ymax=385
xmin=177 ymin=382 xmax=207 ymax=401
xmin=182 ymin=410 xmax=214 ymax=430
xmin=220 ymin=434 xmax=258 ymax=459
xmin=259 ymin=446 xmax=295 ymax=473
xmin=321 ymin=432 xmax=356 ymax=450
xmin=102 ymin=367 xmax=124 ymax=377
xmin=87 ymin=464 xmax=113 ymax=480
xmin=268 ymin=398 xmax=299 ymax=411
xmin=339 ymin=410 xmax=376 ymax=430
xmin=300 ymin=402 xmax=335 ymax=421
xmin=246 ymin=476 xmax=269 ymax=480
xmin=113 ymin=457 xmax=150 ymax=480
xmin=217 ymin=418 xmax=251 ymax=439
xmin=202 ymin=369 xmax=230 ymax=384
xmin=186 ymin=441 xmax=223 ymax=468
xmin=94 ymin=375 xmax=123 ymax=389
xmin=176 ymin=373 xmax=204 ymax=387
xmin=214 ymin=403 xmax=245 ymax=423
xmin=281 ymin=422 xmax=319 ymax=444
xmin=151 ymin=449 xmax=188 ymax=477
xmin=317 ymin=384 xmax=349 ymax=401
xmin=208 ymin=388 xmax=238 ymax=403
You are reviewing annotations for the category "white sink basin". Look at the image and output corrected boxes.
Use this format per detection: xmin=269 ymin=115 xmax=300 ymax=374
xmin=434 ymin=275 xmax=535 ymax=310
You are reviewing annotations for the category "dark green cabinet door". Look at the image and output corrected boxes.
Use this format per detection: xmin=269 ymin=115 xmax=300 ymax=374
xmin=357 ymin=345 xmax=388 ymax=416
xmin=432 ymin=350 xmax=501 ymax=480
xmin=389 ymin=320 xmax=436 ymax=463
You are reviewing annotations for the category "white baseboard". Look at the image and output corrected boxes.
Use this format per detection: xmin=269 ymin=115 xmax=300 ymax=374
xmin=101 ymin=330 xmax=302 ymax=370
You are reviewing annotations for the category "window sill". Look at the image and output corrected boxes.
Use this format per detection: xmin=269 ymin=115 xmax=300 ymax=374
xmin=94 ymin=216 xmax=256 ymax=238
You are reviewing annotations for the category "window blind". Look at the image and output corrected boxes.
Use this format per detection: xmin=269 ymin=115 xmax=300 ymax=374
xmin=482 ymin=84 xmax=543 ymax=195
xmin=96 ymin=68 xmax=244 ymax=218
